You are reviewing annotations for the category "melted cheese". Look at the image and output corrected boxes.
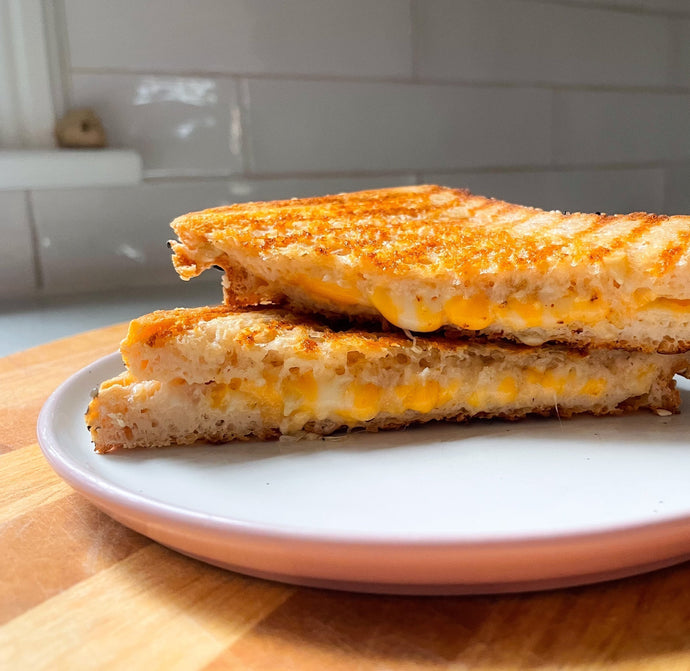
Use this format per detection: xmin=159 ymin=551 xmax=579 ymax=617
xmin=525 ymin=368 xmax=577 ymax=394
xmin=642 ymin=297 xmax=690 ymax=313
xmin=208 ymin=377 xmax=281 ymax=412
xmin=290 ymin=257 xmax=690 ymax=336
xmin=550 ymin=293 xmax=608 ymax=324
xmin=580 ymin=377 xmax=606 ymax=397
xmin=499 ymin=297 xmax=544 ymax=329
xmin=497 ymin=375 xmax=518 ymax=403
xmin=415 ymin=299 xmax=445 ymax=332
xmin=346 ymin=382 xmax=383 ymax=421
xmin=444 ymin=294 xmax=493 ymax=330
xmin=281 ymin=370 xmax=319 ymax=415
xmin=370 ymin=287 xmax=616 ymax=333
xmin=294 ymin=274 xmax=361 ymax=306
xmin=541 ymin=370 xmax=569 ymax=394
xmin=467 ymin=376 xmax=521 ymax=408
xmin=466 ymin=389 xmax=487 ymax=409
xmin=208 ymin=367 xmax=616 ymax=428
xmin=371 ymin=286 xmax=415 ymax=330
xmin=395 ymin=380 xmax=441 ymax=414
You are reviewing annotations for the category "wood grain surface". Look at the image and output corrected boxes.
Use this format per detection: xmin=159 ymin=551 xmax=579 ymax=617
xmin=3 ymin=323 xmax=690 ymax=670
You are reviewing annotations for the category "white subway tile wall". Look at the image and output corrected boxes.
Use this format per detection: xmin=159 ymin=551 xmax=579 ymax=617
xmin=70 ymin=74 xmax=244 ymax=178
xmin=4 ymin=0 xmax=690 ymax=299
xmin=225 ymin=174 xmax=417 ymax=203
xmin=0 ymin=192 xmax=36 ymax=298
xmin=63 ymin=0 xmax=413 ymax=78
xmin=553 ymin=91 xmax=690 ymax=165
xmin=422 ymin=168 xmax=665 ymax=215
xmin=672 ymin=20 xmax=690 ymax=87
xmin=245 ymin=80 xmax=552 ymax=173
xmin=664 ymin=162 xmax=690 ymax=214
xmin=31 ymin=182 xmax=233 ymax=294
xmin=414 ymin=0 xmax=671 ymax=86
xmin=560 ymin=0 xmax=690 ymax=12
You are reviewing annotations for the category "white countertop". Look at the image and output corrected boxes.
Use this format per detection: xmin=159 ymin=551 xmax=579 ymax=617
xmin=0 ymin=283 xmax=220 ymax=358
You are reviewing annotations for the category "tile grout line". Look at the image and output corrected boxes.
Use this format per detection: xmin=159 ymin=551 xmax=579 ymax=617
xmin=23 ymin=191 xmax=44 ymax=292
xmin=525 ymin=0 xmax=690 ymax=18
xmin=408 ymin=0 xmax=419 ymax=84
xmin=236 ymin=77 xmax=254 ymax=175
xmin=134 ymin=161 xmax=684 ymax=185
xmin=68 ymin=67 xmax=690 ymax=95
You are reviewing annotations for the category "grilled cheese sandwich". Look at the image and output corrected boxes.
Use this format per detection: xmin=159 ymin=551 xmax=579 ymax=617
xmin=169 ymin=185 xmax=690 ymax=352
xmin=86 ymin=306 xmax=690 ymax=452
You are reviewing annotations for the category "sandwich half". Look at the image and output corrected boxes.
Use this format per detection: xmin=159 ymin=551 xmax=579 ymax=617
xmin=86 ymin=306 xmax=690 ymax=452
xmin=169 ymin=185 xmax=690 ymax=353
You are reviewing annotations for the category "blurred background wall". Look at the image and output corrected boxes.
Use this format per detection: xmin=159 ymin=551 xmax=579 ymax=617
xmin=2 ymin=0 xmax=690 ymax=301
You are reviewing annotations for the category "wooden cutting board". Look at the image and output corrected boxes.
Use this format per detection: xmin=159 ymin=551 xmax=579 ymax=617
xmin=3 ymin=323 xmax=690 ymax=670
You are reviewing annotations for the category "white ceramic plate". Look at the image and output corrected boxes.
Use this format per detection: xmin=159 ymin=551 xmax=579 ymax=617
xmin=37 ymin=352 xmax=690 ymax=594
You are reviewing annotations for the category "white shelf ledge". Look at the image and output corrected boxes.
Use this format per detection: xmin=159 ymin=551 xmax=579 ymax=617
xmin=0 ymin=149 xmax=142 ymax=190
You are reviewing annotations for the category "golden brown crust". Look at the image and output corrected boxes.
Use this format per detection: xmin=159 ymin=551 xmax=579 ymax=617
xmin=170 ymin=185 xmax=690 ymax=280
xmin=122 ymin=305 xmax=559 ymax=357
xmin=123 ymin=305 xmax=238 ymax=349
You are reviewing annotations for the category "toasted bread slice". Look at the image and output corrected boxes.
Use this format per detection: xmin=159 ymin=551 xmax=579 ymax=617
xmin=169 ymin=185 xmax=690 ymax=353
xmin=86 ymin=306 xmax=689 ymax=452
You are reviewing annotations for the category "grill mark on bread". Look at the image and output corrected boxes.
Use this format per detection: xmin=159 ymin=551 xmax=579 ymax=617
xmin=654 ymin=228 xmax=690 ymax=277
xmin=582 ymin=213 xmax=664 ymax=263
xmin=127 ymin=306 xmax=236 ymax=348
xmin=173 ymin=185 xmax=690 ymax=276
